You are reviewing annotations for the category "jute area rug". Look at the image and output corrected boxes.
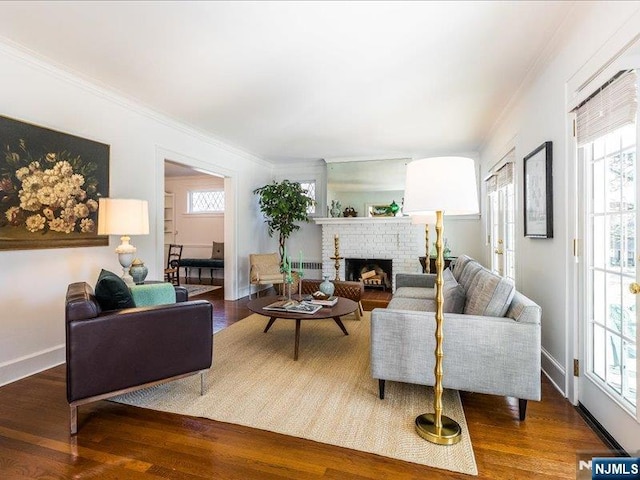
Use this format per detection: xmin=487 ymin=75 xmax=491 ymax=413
xmin=183 ymin=284 xmax=221 ymax=297
xmin=112 ymin=312 xmax=478 ymax=475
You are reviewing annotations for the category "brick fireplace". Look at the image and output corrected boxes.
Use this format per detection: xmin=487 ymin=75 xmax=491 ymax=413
xmin=314 ymin=217 xmax=423 ymax=291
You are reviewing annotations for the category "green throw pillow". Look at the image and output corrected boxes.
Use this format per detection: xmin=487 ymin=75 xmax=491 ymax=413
xmin=129 ymin=283 xmax=176 ymax=307
xmin=94 ymin=269 xmax=136 ymax=311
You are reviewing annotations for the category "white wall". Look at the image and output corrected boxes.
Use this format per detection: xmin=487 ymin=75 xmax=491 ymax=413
xmin=0 ymin=42 xmax=272 ymax=386
xmin=479 ymin=1 xmax=640 ymax=394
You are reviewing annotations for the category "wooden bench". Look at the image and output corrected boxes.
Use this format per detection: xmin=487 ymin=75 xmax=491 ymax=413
xmin=179 ymin=258 xmax=224 ymax=282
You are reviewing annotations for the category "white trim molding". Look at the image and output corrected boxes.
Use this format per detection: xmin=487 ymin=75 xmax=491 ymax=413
xmin=0 ymin=345 xmax=65 ymax=388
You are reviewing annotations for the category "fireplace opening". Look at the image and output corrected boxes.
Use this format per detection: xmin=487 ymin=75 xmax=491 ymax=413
xmin=345 ymin=258 xmax=392 ymax=290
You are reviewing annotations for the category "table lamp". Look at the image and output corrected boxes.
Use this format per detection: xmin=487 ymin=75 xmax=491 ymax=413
xmin=403 ymin=156 xmax=479 ymax=445
xmin=97 ymin=198 xmax=150 ymax=285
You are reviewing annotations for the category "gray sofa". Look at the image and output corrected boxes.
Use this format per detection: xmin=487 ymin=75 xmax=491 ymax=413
xmin=371 ymin=254 xmax=541 ymax=420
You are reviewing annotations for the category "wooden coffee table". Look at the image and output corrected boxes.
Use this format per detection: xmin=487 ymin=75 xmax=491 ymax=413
xmin=247 ymin=295 xmax=358 ymax=360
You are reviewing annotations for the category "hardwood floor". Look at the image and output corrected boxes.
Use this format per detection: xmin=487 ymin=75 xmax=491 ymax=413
xmin=0 ymin=281 xmax=609 ymax=479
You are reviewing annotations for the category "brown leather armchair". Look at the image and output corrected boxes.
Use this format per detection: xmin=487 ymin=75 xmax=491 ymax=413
xmin=65 ymin=282 xmax=213 ymax=434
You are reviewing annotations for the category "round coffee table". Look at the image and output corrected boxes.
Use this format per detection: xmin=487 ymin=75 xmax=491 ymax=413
xmin=247 ymin=295 xmax=358 ymax=360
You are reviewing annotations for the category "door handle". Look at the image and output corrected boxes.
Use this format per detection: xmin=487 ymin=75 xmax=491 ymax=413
xmin=629 ymin=282 xmax=640 ymax=294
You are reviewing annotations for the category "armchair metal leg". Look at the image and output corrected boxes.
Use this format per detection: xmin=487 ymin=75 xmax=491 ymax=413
xmin=200 ymin=372 xmax=206 ymax=396
xmin=378 ymin=379 xmax=385 ymax=399
xmin=70 ymin=405 xmax=78 ymax=435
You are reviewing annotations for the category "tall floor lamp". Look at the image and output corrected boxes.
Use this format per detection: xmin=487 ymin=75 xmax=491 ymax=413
xmin=403 ymin=157 xmax=479 ymax=445
xmin=97 ymin=198 xmax=149 ymax=285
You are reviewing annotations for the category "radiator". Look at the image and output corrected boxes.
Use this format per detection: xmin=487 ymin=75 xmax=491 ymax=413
xmin=292 ymin=261 xmax=322 ymax=280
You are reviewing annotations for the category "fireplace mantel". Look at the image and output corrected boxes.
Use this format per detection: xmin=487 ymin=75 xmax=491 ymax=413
xmin=314 ymin=217 xmax=412 ymax=225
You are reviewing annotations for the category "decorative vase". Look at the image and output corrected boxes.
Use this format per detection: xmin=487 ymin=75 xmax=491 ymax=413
xmin=129 ymin=258 xmax=148 ymax=284
xmin=387 ymin=200 xmax=400 ymax=215
xmin=330 ymin=200 xmax=342 ymax=218
xmin=319 ymin=276 xmax=335 ymax=296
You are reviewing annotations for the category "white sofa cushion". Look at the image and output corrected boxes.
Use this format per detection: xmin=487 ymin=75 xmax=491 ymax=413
xmin=393 ymin=286 xmax=435 ymax=300
xmin=389 ymin=269 xmax=465 ymax=313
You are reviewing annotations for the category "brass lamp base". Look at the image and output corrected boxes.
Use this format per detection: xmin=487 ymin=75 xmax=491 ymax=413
xmin=415 ymin=413 xmax=462 ymax=445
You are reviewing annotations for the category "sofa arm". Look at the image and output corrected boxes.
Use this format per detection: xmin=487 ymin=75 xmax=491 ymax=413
xmin=395 ymin=273 xmax=436 ymax=289
xmin=66 ymin=300 xmax=213 ymax=403
xmin=371 ymin=308 xmax=541 ymax=401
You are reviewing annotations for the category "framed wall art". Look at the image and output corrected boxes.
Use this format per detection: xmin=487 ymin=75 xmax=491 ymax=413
xmin=0 ymin=115 xmax=110 ymax=250
xmin=523 ymin=141 xmax=553 ymax=238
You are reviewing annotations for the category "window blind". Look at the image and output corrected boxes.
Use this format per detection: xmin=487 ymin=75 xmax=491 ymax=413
xmin=575 ymin=69 xmax=637 ymax=146
xmin=485 ymin=149 xmax=515 ymax=193
xmin=497 ymin=162 xmax=514 ymax=189
xmin=486 ymin=175 xmax=497 ymax=194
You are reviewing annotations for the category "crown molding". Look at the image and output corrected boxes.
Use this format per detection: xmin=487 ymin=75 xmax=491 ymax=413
xmin=0 ymin=37 xmax=272 ymax=170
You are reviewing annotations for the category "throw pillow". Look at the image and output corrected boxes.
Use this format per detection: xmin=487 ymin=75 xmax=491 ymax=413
xmin=211 ymin=241 xmax=224 ymax=260
xmin=464 ymin=268 xmax=515 ymax=317
xmin=452 ymin=254 xmax=474 ymax=281
xmin=443 ymin=268 xmax=466 ymax=313
xmin=94 ymin=269 xmax=136 ymax=311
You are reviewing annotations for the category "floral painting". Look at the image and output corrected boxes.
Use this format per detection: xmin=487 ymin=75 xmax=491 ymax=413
xmin=0 ymin=115 xmax=109 ymax=250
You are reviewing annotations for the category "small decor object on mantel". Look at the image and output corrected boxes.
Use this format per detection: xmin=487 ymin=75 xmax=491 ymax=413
xmin=343 ymin=206 xmax=357 ymax=217
xmin=368 ymin=204 xmax=392 ymax=217
xmin=330 ymin=200 xmax=342 ymax=217
xmin=386 ymin=200 xmax=400 ymax=216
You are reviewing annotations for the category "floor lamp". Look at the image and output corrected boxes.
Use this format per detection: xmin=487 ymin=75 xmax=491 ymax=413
xmin=403 ymin=157 xmax=479 ymax=445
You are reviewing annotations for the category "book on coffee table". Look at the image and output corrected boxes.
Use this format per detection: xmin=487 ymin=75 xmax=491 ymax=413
xmin=303 ymin=295 xmax=338 ymax=307
xmin=263 ymin=300 xmax=322 ymax=314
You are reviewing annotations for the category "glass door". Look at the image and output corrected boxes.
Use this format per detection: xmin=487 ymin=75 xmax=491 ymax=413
xmin=580 ymin=121 xmax=639 ymax=452
xmin=488 ymin=161 xmax=516 ymax=282
xmin=489 ymin=191 xmax=504 ymax=276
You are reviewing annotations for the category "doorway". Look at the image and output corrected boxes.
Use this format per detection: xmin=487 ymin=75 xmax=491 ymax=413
xmin=158 ymin=155 xmax=237 ymax=299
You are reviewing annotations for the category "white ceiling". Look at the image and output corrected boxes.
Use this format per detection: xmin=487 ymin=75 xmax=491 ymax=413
xmin=0 ymin=1 xmax=577 ymax=164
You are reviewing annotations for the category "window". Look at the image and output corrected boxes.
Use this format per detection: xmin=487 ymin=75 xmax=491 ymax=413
xmin=299 ymin=180 xmax=316 ymax=214
xmin=188 ymin=190 xmax=224 ymax=214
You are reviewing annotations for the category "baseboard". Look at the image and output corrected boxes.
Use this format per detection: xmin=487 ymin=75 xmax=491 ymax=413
xmin=541 ymin=347 xmax=566 ymax=396
xmin=576 ymin=403 xmax=629 ymax=455
xmin=0 ymin=345 xmax=65 ymax=387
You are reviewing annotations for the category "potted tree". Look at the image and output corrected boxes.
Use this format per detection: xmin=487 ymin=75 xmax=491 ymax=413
xmin=253 ymin=179 xmax=314 ymax=262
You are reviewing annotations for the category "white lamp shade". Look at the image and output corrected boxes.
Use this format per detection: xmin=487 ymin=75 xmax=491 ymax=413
xmin=411 ymin=214 xmax=437 ymax=225
xmin=403 ymin=157 xmax=479 ymax=216
xmin=97 ymin=198 xmax=150 ymax=236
